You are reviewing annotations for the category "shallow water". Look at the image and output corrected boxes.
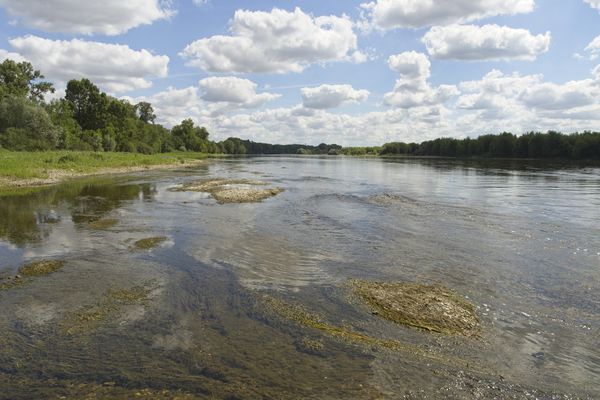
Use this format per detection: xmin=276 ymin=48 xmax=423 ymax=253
xmin=0 ymin=156 xmax=599 ymax=399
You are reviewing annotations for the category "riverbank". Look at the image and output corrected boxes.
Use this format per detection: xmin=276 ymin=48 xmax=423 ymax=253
xmin=0 ymin=150 xmax=216 ymax=195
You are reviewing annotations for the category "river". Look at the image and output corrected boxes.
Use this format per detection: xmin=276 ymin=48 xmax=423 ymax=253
xmin=0 ymin=156 xmax=598 ymax=399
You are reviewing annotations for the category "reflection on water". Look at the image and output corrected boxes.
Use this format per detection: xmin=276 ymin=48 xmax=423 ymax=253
xmin=0 ymin=157 xmax=599 ymax=398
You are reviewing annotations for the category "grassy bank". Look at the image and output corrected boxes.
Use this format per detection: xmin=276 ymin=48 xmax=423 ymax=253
xmin=0 ymin=150 xmax=215 ymax=194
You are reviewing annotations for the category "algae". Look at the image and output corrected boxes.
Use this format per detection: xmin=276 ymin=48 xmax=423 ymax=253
xmin=351 ymin=280 xmax=480 ymax=337
xmin=19 ymin=260 xmax=65 ymax=277
xmin=259 ymin=294 xmax=474 ymax=368
xmin=61 ymin=284 xmax=154 ymax=335
xmin=133 ymin=236 xmax=168 ymax=250
xmin=169 ymin=178 xmax=284 ymax=204
xmin=88 ymin=218 xmax=119 ymax=230
xmin=0 ymin=260 xmax=65 ymax=292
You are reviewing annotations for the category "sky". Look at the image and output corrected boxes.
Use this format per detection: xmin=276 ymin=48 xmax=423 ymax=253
xmin=0 ymin=0 xmax=600 ymax=146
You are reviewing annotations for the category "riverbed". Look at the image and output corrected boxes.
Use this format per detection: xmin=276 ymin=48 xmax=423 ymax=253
xmin=0 ymin=156 xmax=598 ymax=399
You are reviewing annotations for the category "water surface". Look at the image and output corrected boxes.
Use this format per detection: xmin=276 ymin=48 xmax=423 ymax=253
xmin=0 ymin=157 xmax=599 ymax=399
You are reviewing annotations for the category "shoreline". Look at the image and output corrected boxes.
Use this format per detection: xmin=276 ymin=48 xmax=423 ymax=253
xmin=0 ymin=151 xmax=216 ymax=194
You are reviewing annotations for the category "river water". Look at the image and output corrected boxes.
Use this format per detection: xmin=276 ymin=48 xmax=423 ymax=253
xmin=0 ymin=156 xmax=598 ymax=399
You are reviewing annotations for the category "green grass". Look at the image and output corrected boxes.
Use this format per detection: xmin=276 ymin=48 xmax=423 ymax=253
xmin=0 ymin=150 xmax=216 ymax=192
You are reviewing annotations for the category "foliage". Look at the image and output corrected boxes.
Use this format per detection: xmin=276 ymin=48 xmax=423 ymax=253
xmin=0 ymin=59 xmax=54 ymax=102
xmin=379 ymin=131 xmax=600 ymax=160
xmin=0 ymin=96 xmax=59 ymax=150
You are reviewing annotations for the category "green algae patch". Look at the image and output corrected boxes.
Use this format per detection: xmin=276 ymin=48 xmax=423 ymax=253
xmin=259 ymin=294 xmax=483 ymax=373
xmin=0 ymin=277 xmax=25 ymax=291
xmin=133 ymin=236 xmax=168 ymax=250
xmin=169 ymin=178 xmax=284 ymax=204
xmin=18 ymin=260 xmax=65 ymax=277
xmin=61 ymin=284 xmax=154 ymax=335
xmin=352 ymin=280 xmax=480 ymax=337
xmin=0 ymin=260 xmax=65 ymax=291
xmin=88 ymin=218 xmax=119 ymax=230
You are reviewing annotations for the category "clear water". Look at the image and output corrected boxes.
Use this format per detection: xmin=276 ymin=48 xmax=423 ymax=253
xmin=0 ymin=156 xmax=598 ymax=399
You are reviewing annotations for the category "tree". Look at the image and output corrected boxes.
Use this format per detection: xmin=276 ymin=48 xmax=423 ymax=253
xmin=134 ymin=102 xmax=156 ymax=124
xmin=171 ymin=119 xmax=210 ymax=152
xmin=65 ymin=79 xmax=109 ymax=131
xmin=0 ymin=59 xmax=54 ymax=102
xmin=0 ymin=96 xmax=59 ymax=150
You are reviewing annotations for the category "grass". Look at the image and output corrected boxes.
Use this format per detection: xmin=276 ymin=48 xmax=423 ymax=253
xmin=0 ymin=150 xmax=215 ymax=183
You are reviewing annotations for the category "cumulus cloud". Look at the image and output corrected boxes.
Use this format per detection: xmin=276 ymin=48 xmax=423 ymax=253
xmin=457 ymin=69 xmax=600 ymax=125
xmin=199 ymin=76 xmax=280 ymax=107
xmin=129 ymin=63 xmax=600 ymax=146
xmin=0 ymin=48 xmax=26 ymax=62
xmin=9 ymin=35 xmax=169 ymax=94
xmin=384 ymin=51 xmax=459 ymax=108
xmin=0 ymin=0 xmax=172 ymax=35
xmin=423 ymin=24 xmax=550 ymax=61
xmin=301 ymin=84 xmax=369 ymax=109
xmin=361 ymin=0 xmax=535 ymax=30
xmin=181 ymin=7 xmax=361 ymax=73
xmin=584 ymin=0 xmax=600 ymax=10
xmin=585 ymin=35 xmax=600 ymax=60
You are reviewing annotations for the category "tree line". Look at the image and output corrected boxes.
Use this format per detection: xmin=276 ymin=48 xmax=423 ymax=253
xmin=1 ymin=59 xmax=598 ymax=159
xmin=373 ymin=131 xmax=600 ymax=160
xmin=0 ymin=59 xmax=223 ymax=154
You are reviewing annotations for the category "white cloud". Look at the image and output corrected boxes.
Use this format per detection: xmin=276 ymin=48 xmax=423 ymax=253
xmin=181 ymin=7 xmax=360 ymax=73
xmin=0 ymin=48 xmax=26 ymax=62
xmin=9 ymin=35 xmax=169 ymax=94
xmin=584 ymin=0 xmax=600 ymax=10
xmin=384 ymin=51 xmax=459 ymax=108
xmin=457 ymin=69 xmax=600 ymax=127
xmin=423 ymin=24 xmax=550 ymax=61
xmin=127 ymin=86 xmax=205 ymax=128
xmin=131 ymin=63 xmax=600 ymax=146
xmin=301 ymin=84 xmax=369 ymax=109
xmin=585 ymin=35 xmax=600 ymax=60
xmin=0 ymin=0 xmax=172 ymax=35
xmin=362 ymin=0 xmax=535 ymax=30
xmin=521 ymin=80 xmax=599 ymax=110
xmin=199 ymin=76 xmax=279 ymax=106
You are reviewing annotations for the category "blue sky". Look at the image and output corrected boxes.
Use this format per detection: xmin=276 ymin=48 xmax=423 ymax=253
xmin=1 ymin=0 xmax=600 ymax=145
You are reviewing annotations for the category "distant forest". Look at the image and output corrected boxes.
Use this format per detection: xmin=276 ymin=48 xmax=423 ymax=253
xmin=1 ymin=59 xmax=599 ymax=160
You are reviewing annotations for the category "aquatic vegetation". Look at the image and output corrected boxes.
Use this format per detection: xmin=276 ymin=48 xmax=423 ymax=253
xmin=61 ymin=284 xmax=154 ymax=335
xmin=351 ymin=280 xmax=480 ymax=337
xmin=18 ymin=260 xmax=65 ymax=277
xmin=169 ymin=178 xmax=283 ymax=204
xmin=133 ymin=236 xmax=168 ymax=250
xmin=0 ymin=260 xmax=65 ymax=291
xmin=88 ymin=218 xmax=119 ymax=230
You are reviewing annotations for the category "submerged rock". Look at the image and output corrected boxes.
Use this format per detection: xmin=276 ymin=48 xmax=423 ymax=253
xmin=170 ymin=178 xmax=283 ymax=204
xmin=352 ymin=280 xmax=480 ymax=337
